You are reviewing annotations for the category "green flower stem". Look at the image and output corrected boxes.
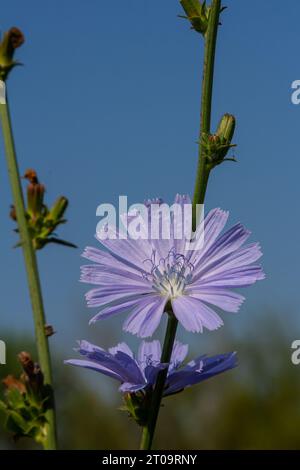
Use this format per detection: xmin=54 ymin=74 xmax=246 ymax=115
xmin=193 ymin=0 xmax=221 ymax=220
xmin=0 ymin=91 xmax=57 ymax=450
xmin=140 ymin=314 xmax=178 ymax=450
xmin=139 ymin=0 xmax=222 ymax=451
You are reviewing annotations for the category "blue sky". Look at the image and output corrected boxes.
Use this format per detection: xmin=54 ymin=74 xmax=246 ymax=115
xmin=0 ymin=0 xmax=299 ymax=356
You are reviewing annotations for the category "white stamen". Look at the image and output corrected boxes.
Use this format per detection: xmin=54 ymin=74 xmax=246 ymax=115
xmin=143 ymin=248 xmax=194 ymax=299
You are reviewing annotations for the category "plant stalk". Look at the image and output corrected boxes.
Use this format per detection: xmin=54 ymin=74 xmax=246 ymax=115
xmin=0 ymin=89 xmax=57 ymax=450
xmin=139 ymin=0 xmax=222 ymax=450
xmin=140 ymin=314 xmax=178 ymax=450
xmin=193 ymin=0 xmax=221 ymax=216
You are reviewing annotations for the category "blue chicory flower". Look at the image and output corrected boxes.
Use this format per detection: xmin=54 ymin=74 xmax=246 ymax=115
xmin=81 ymin=195 xmax=264 ymax=337
xmin=65 ymin=340 xmax=237 ymax=396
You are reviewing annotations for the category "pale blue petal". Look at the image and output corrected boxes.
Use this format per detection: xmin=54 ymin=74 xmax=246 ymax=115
xmin=138 ymin=340 xmax=162 ymax=365
xmin=64 ymin=359 xmax=123 ymax=381
xmin=171 ymin=296 xmax=223 ymax=333
xmin=185 ymin=287 xmax=245 ymax=313
xmin=123 ymin=295 xmax=167 ymax=337
xmin=165 ymin=352 xmax=237 ymax=395
xmin=170 ymin=341 xmax=189 ymax=371
xmin=109 ymin=342 xmax=134 ymax=358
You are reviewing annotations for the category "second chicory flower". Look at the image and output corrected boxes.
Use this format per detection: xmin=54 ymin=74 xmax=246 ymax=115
xmin=65 ymin=339 xmax=237 ymax=395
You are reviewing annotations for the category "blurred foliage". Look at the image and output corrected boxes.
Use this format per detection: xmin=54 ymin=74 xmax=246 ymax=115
xmin=0 ymin=351 xmax=53 ymax=446
xmin=1 ymin=314 xmax=300 ymax=449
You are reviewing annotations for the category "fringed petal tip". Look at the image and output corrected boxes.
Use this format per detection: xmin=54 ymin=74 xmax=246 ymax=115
xmin=89 ymin=314 xmax=100 ymax=325
xmin=122 ymin=323 xmax=153 ymax=339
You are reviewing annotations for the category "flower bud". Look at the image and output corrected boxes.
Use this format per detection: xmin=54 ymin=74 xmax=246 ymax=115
xmin=216 ymin=113 xmax=236 ymax=144
xmin=18 ymin=351 xmax=34 ymax=372
xmin=47 ymin=196 xmax=68 ymax=223
xmin=0 ymin=351 xmax=52 ymax=445
xmin=23 ymin=168 xmax=39 ymax=184
xmin=11 ymin=170 xmax=75 ymax=250
xmin=27 ymin=182 xmax=45 ymax=219
xmin=214 ymin=113 xmax=236 ymax=162
xmin=180 ymin=0 xmax=210 ymax=35
xmin=18 ymin=351 xmax=44 ymax=395
xmin=0 ymin=27 xmax=24 ymax=81
xmin=202 ymin=113 xmax=236 ymax=168
xmin=122 ymin=391 xmax=150 ymax=426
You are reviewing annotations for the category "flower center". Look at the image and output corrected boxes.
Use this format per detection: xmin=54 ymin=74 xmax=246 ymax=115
xmin=143 ymin=248 xmax=194 ymax=299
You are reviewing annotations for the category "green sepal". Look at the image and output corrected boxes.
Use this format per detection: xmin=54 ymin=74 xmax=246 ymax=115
xmin=122 ymin=391 xmax=152 ymax=427
xmin=0 ymin=386 xmax=49 ymax=445
xmin=201 ymin=113 xmax=237 ymax=169
xmin=180 ymin=0 xmax=211 ymax=36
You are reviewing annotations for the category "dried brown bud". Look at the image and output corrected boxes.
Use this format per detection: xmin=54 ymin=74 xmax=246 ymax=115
xmin=44 ymin=324 xmax=56 ymax=337
xmin=23 ymin=169 xmax=39 ymax=184
xmin=18 ymin=351 xmax=35 ymax=376
xmin=27 ymin=182 xmax=45 ymax=218
xmin=18 ymin=351 xmax=44 ymax=393
xmin=2 ymin=374 xmax=26 ymax=394
xmin=0 ymin=27 xmax=25 ymax=80
xmin=8 ymin=28 xmax=24 ymax=49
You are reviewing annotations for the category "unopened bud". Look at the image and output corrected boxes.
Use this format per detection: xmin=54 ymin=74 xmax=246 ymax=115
xmin=48 ymin=196 xmax=68 ymax=222
xmin=216 ymin=113 xmax=236 ymax=144
xmin=123 ymin=391 xmax=150 ymax=426
xmin=202 ymin=114 xmax=237 ymax=168
xmin=180 ymin=0 xmax=210 ymax=35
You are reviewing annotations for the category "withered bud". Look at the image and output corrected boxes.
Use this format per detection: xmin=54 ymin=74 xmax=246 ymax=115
xmin=2 ymin=374 xmax=26 ymax=394
xmin=18 ymin=351 xmax=35 ymax=376
xmin=5 ymin=27 xmax=24 ymax=54
xmin=0 ymin=27 xmax=25 ymax=80
xmin=23 ymin=169 xmax=39 ymax=184
xmin=18 ymin=351 xmax=44 ymax=393
xmin=44 ymin=324 xmax=56 ymax=337
xmin=27 ymin=182 xmax=45 ymax=218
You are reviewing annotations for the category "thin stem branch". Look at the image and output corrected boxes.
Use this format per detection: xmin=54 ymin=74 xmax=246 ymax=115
xmin=0 ymin=89 xmax=57 ymax=450
xmin=140 ymin=315 xmax=178 ymax=450
xmin=193 ymin=0 xmax=221 ymax=219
